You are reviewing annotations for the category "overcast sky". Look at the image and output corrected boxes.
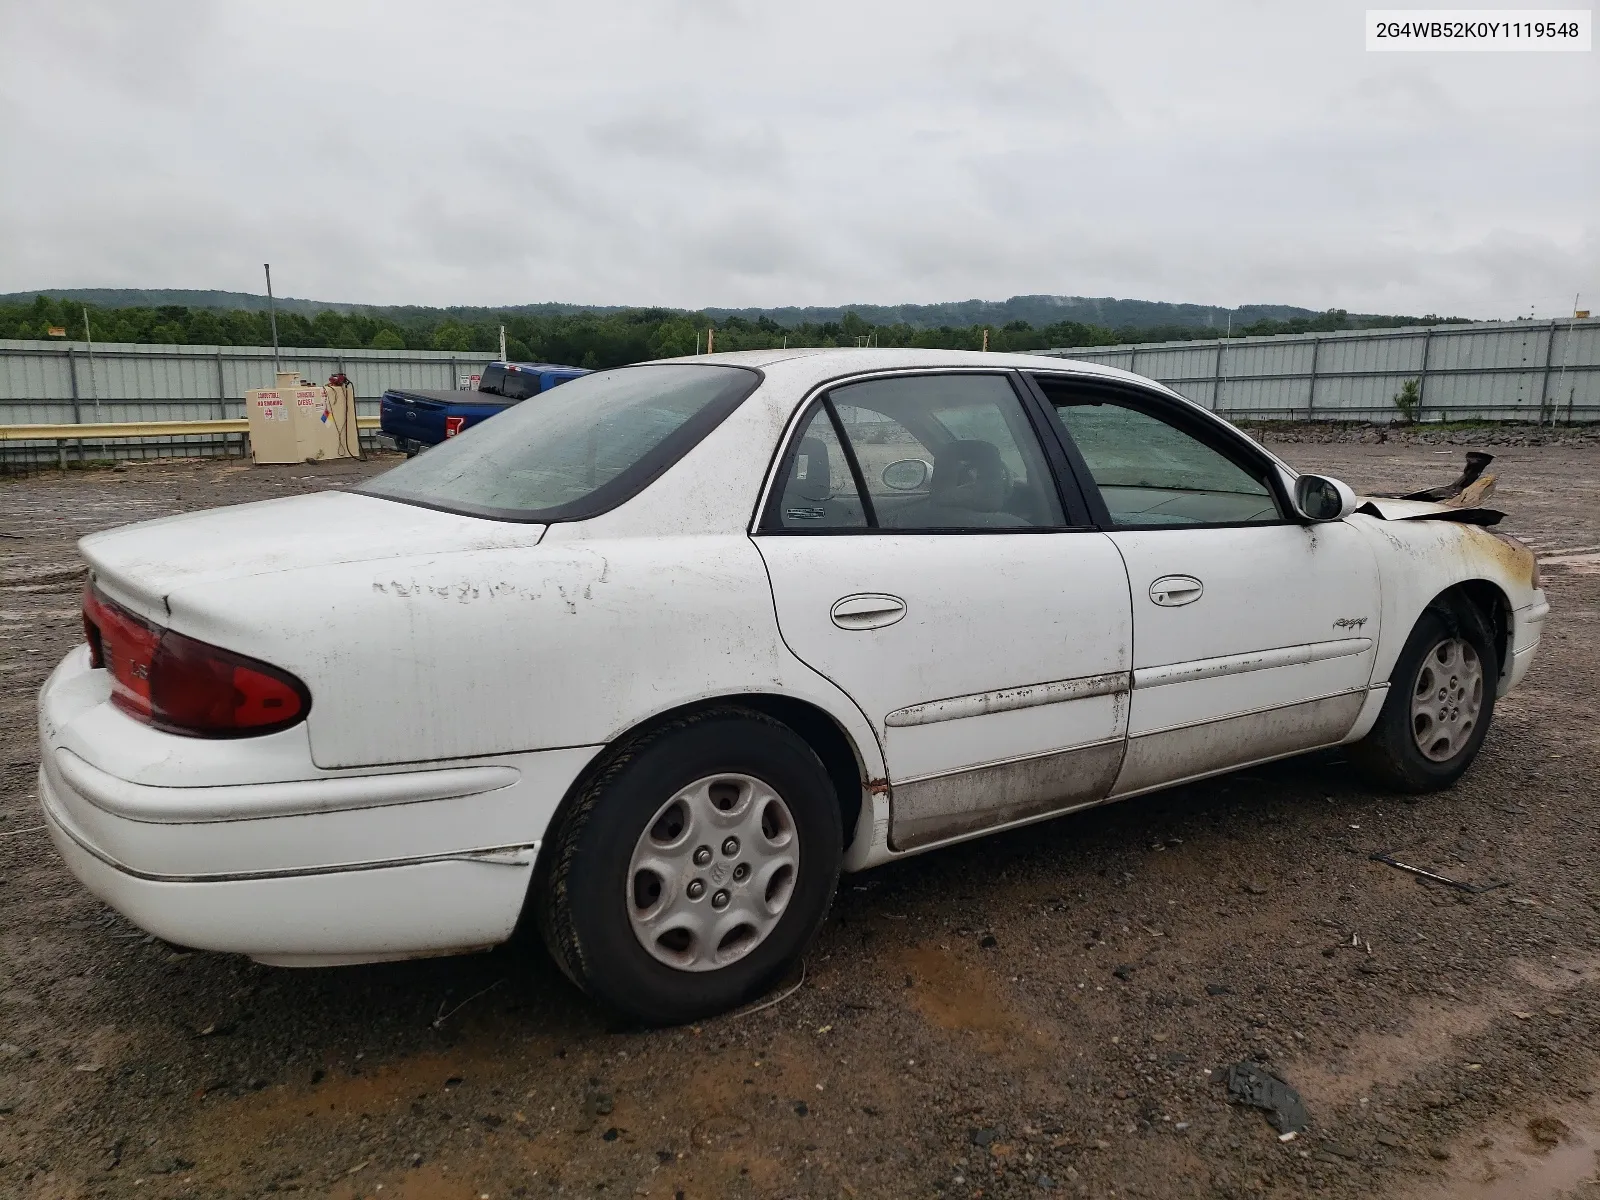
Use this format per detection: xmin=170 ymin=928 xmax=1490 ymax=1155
xmin=1 ymin=0 xmax=1593 ymax=317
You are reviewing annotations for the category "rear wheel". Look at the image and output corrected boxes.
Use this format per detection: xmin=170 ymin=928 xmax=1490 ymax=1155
xmin=1350 ymin=605 xmax=1496 ymax=792
xmin=535 ymin=708 xmax=842 ymax=1024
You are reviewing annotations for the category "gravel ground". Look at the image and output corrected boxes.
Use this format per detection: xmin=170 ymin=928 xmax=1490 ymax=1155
xmin=1 ymin=438 xmax=1597 ymax=1200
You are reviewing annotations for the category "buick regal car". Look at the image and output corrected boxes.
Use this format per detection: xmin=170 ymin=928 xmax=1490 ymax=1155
xmin=38 ymin=349 xmax=1548 ymax=1022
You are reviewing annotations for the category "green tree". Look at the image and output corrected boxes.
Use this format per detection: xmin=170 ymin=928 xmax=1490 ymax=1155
xmin=310 ymin=310 xmax=348 ymax=347
xmin=187 ymin=311 xmax=225 ymax=345
xmin=648 ymin=318 xmax=699 ymax=359
xmin=430 ymin=321 xmax=471 ymax=352
xmin=370 ymin=328 xmax=406 ymax=350
xmin=1393 ymin=378 xmax=1421 ymax=423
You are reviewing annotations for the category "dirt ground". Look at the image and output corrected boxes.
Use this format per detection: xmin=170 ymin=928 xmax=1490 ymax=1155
xmin=2 ymin=434 xmax=1598 ymax=1200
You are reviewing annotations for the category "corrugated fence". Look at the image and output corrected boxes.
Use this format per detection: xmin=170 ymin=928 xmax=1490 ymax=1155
xmin=2 ymin=317 xmax=1596 ymax=466
xmin=1041 ymin=317 xmax=1599 ymax=423
xmin=0 ymin=341 xmax=489 ymax=466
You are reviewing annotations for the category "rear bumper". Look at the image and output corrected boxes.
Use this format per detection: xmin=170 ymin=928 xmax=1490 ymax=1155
xmin=38 ymin=647 xmax=601 ymax=965
xmin=41 ymin=787 xmax=535 ymax=966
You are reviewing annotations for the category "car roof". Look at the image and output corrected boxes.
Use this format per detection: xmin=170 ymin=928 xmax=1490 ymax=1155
xmin=644 ymin=346 xmax=1167 ymax=391
xmin=542 ymin=347 xmax=1293 ymax=540
xmin=655 ymin=347 xmax=1295 ymax=479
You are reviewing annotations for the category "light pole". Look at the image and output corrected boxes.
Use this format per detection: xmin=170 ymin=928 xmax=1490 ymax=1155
xmin=264 ymin=263 xmax=280 ymax=375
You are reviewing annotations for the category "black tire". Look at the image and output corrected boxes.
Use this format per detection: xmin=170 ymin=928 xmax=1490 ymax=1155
xmin=534 ymin=707 xmax=842 ymax=1025
xmin=1350 ymin=604 xmax=1497 ymax=792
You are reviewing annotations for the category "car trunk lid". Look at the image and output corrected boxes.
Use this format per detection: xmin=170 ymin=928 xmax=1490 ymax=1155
xmin=80 ymin=490 xmax=546 ymax=620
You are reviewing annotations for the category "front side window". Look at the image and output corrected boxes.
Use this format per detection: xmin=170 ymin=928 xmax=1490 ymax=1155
xmin=764 ymin=373 xmax=1065 ymax=532
xmin=1035 ymin=380 xmax=1281 ymax=527
xmin=359 ymin=364 xmax=760 ymax=522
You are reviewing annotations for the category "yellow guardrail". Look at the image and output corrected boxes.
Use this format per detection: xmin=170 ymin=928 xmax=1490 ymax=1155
xmin=0 ymin=416 xmax=380 ymax=441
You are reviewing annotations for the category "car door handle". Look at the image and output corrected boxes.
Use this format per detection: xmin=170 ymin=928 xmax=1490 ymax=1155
xmin=830 ymin=593 xmax=907 ymax=630
xmin=1149 ymin=575 xmax=1204 ymax=607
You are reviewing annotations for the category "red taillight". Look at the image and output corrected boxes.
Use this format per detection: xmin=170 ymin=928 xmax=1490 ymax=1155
xmin=83 ymin=583 xmax=159 ymax=714
xmin=445 ymin=415 xmax=466 ymax=437
xmin=81 ymin=585 xmax=310 ymax=737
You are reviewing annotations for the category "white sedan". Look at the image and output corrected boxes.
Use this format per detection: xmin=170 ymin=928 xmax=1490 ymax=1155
xmin=39 ymin=349 xmax=1547 ymax=1022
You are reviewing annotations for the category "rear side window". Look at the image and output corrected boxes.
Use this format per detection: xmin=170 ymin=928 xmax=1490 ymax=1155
xmin=762 ymin=373 xmax=1065 ymax=533
xmin=772 ymin=406 xmax=867 ymax=530
xmin=359 ymin=364 xmax=761 ymax=522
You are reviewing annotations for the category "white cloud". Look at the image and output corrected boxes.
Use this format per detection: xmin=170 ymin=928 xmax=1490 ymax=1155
xmin=0 ymin=0 xmax=1593 ymax=317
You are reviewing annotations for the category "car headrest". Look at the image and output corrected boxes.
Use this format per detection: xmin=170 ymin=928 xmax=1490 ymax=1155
xmin=930 ymin=440 xmax=1008 ymax=512
xmin=790 ymin=436 xmax=832 ymax=501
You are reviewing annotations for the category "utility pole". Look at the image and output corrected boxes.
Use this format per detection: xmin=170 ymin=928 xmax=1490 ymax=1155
xmin=264 ymin=263 xmax=281 ymax=374
xmin=499 ymin=324 xmax=507 ymax=361
xmin=1551 ymin=292 xmax=1581 ymax=426
xmin=707 ymin=327 xmax=715 ymax=354
xmin=81 ymin=305 xmax=105 ymax=462
xmin=82 ymin=306 xmax=100 ymax=421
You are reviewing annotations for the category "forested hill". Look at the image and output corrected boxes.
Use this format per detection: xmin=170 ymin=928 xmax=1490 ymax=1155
xmin=703 ymin=296 xmax=1327 ymax=331
xmin=0 ymin=290 xmax=1472 ymax=372
xmin=1 ymin=288 xmax=1469 ymax=334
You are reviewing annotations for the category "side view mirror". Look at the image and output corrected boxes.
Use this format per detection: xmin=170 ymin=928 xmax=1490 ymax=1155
xmin=1293 ymin=474 xmax=1358 ymax=522
xmin=881 ymin=459 xmax=932 ymax=491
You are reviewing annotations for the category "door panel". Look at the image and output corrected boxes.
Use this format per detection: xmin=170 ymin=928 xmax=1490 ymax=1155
xmin=758 ymin=372 xmax=1134 ymax=851
xmin=1112 ymin=691 xmax=1367 ymax=797
xmin=1127 ymin=640 xmax=1373 ymax=736
xmin=1027 ymin=374 xmax=1384 ymax=794
xmin=1106 ymin=521 xmax=1382 ymax=793
xmin=757 ymin=533 xmax=1134 ymax=848
xmin=886 ymin=683 xmax=1128 ymax=787
xmin=892 ymin=739 xmax=1127 ymax=849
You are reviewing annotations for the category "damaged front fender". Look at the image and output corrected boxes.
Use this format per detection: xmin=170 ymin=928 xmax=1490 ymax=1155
xmin=1357 ymin=452 xmax=1504 ymax=525
xmin=1355 ymin=496 xmax=1505 ymax=527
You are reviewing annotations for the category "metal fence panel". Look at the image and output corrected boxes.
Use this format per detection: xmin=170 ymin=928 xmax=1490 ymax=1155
xmin=4 ymin=320 xmax=1598 ymax=467
xmin=1042 ymin=317 xmax=1600 ymax=423
xmin=0 ymin=340 xmax=490 ymax=466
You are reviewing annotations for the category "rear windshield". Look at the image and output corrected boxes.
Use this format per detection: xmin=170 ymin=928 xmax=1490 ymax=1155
xmin=357 ymin=363 xmax=762 ymax=522
xmin=499 ymin=369 xmax=541 ymax=401
xmin=477 ymin=364 xmax=507 ymax=395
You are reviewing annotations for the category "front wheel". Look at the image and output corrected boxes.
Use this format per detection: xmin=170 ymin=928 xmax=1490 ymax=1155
xmin=534 ymin=708 xmax=842 ymax=1024
xmin=1350 ymin=605 xmax=1497 ymax=792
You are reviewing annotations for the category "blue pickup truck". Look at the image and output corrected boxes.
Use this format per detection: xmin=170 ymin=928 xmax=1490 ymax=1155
xmin=379 ymin=360 xmax=589 ymax=454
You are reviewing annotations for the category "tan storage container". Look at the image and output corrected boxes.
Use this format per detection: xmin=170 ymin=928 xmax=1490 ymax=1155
xmin=244 ymin=386 xmax=299 ymax=463
xmin=246 ymin=373 xmax=360 ymax=464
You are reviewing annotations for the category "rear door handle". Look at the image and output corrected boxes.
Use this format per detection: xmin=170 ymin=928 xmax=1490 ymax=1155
xmin=831 ymin=593 xmax=907 ymax=630
xmin=1149 ymin=575 xmax=1204 ymax=607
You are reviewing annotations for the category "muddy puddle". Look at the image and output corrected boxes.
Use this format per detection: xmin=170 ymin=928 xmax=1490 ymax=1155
xmin=1405 ymin=1110 xmax=1600 ymax=1199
